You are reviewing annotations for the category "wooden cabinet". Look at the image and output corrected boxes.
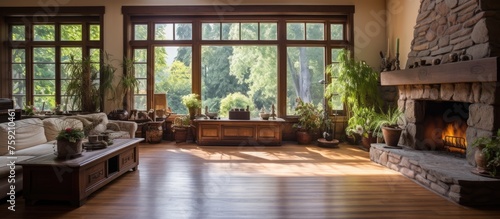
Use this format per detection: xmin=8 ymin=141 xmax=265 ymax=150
xmin=195 ymin=119 xmax=284 ymax=146
xmin=19 ymin=138 xmax=142 ymax=206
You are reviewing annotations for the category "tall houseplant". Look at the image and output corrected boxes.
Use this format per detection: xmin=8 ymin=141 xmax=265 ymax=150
xmin=325 ymin=49 xmax=382 ymax=143
xmin=65 ymin=54 xmax=115 ymax=113
xmin=120 ymin=57 xmax=140 ymax=111
xmin=294 ymin=98 xmax=322 ymax=144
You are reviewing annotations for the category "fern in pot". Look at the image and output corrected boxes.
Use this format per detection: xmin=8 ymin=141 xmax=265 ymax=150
xmin=372 ymin=107 xmax=405 ymax=147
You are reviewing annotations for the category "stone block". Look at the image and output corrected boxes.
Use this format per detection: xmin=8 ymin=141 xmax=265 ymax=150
xmin=410 ymin=164 xmax=422 ymax=173
xmin=466 ymin=43 xmax=489 ymax=60
xmin=431 ymin=45 xmax=453 ymax=56
xmin=401 ymin=167 xmax=415 ymax=179
xmin=450 ymin=185 xmax=461 ymax=193
xmin=440 ymin=83 xmax=455 ymax=100
xmin=452 ymin=83 xmax=471 ymax=102
xmin=416 ymin=174 xmax=431 ymax=187
xmin=430 ymin=85 xmax=440 ymax=100
xmin=480 ymin=82 xmax=498 ymax=105
xmin=453 ymin=39 xmax=473 ymax=51
xmin=472 ymin=83 xmax=481 ymax=103
xmin=422 ymin=85 xmax=431 ymax=99
xmin=398 ymin=86 xmax=406 ymax=100
xmin=388 ymin=155 xmax=401 ymax=164
xmin=437 ymin=181 xmax=451 ymax=191
xmin=431 ymin=182 xmax=449 ymax=195
xmin=389 ymin=163 xmax=400 ymax=171
xmin=467 ymin=103 xmax=495 ymax=131
xmin=445 ymin=0 xmax=458 ymax=8
xmin=472 ymin=19 xmax=489 ymax=44
xmin=410 ymin=85 xmax=425 ymax=99
xmin=405 ymin=100 xmax=425 ymax=123
xmin=380 ymin=151 xmax=389 ymax=166
xmin=449 ymin=192 xmax=461 ymax=203
xmin=427 ymin=173 xmax=438 ymax=183
xmin=400 ymin=157 xmax=411 ymax=168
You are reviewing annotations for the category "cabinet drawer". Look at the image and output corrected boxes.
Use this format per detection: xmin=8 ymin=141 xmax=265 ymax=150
xmin=120 ymin=148 xmax=137 ymax=170
xmin=84 ymin=162 xmax=106 ymax=189
xmin=222 ymin=126 xmax=254 ymax=139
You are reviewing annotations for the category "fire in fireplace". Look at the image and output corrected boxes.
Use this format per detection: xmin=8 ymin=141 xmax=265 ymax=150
xmin=422 ymin=101 xmax=469 ymax=155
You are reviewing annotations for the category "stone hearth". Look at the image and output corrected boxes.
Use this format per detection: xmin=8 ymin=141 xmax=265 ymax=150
xmin=370 ymin=144 xmax=500 ymax=206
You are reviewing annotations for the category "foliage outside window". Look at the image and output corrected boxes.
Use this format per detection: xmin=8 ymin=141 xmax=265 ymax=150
xmin=125 ymin=6 xmax=352 ymax=117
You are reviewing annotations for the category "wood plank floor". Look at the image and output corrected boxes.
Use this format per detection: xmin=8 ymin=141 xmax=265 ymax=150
xmin=1 ymin=142 xmax=500 ymax=219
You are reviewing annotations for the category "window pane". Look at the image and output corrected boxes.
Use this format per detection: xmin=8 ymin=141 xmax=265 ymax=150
xmin=33 ymin=47 xmax=56 ymax=63
xmin=12 ymin=95 xmax=25 ymax=109
xmin=34 ymin=25 xmax=55 ymax=41
xmin=61 ymin=24 xmax=82 ymax=41
xmin=241 ymin=23 xmax=258 ymax=40
xmin=34 ymin=64 xmax=55 ymax=79
xmin=202 ymin=23 xmax=220 ymax=40
xmin=329 ymin=48 xmax=343 ymax=111
xmin=33 ymin=96 xmax=55 ymax=111
xmin=175 ymin=23 xmax=192 ymax=40
xmin=90 ymin=24 xmax=100 ymax=41
xmin=260 ymin=23 xmax=277 ymax=40
xmin=33 ymin=80 xmax=56 ymax=95
xmin=12 ymin=80 xmax=25 ymax=95
xmin=12 ymin=49 xmax=25 ymax=63
xmin=306 ymin=23 xmax=324 ymax=40
xmin=61 ymin=47 xmax=83 ymax=63
xmin=286 ymin=47 xmax=325 ymax=115
xmin=154 ymin=46 xmax=192 ymax=114
xmin=11 ymin=25 xmax=25 ymax=41
xmin=134 ymin=95 xmax=147 ymax=110
xmin=136 ymin=79 xmax=147 ymax=94
xmin=12 ymin=64 xmax=26 ymax=79
xmin=134 ymin=24 xmax=148 ymax=40
xmin=134 ymin=64 xmax=147 ymax=78
xmin=155 ymin=23 xmax=174 ymax=40
xmin=134 ymin=49 xmax=147 ymax=62
xmin=202 ymin=46 xmax=277 ymax=118
xmin=90 ymin=48 xmax=100 ymax=62
xmin=331 ymin=24 xmax=344 ymax=40
xmin=287 ymin=23 xmax=305 ymax=40
xmin=221 ymin=23 xmax=239 ymax=40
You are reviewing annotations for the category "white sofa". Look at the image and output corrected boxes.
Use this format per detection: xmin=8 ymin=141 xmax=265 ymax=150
xmin=0 ymin=113 xmax=138 ymax=200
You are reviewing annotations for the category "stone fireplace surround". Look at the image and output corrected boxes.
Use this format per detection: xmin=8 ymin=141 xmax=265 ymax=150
xmin=371 ymin=0 xmax=500 ymax=206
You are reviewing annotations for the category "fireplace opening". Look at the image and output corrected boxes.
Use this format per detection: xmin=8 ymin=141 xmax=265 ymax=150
xmin=422 ymin=101 xmax=470 ymax=156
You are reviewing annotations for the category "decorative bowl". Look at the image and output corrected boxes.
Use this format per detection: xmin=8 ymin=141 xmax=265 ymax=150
xmin=260 ymin=113 xmax=270 ymax=120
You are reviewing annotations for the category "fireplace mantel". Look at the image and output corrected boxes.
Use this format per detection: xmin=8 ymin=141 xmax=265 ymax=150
xmin=380 ymin=57 xmax=499 ymax=86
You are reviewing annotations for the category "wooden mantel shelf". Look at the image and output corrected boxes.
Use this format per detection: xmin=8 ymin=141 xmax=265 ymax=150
xmin=380 ymin=57 xmax=498 ymax=86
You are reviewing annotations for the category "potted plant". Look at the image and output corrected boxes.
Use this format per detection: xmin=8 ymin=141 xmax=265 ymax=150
xmin=64 ymin=54 xmax=116 ymax=113
xmin=345 ymin=106 xmax=376 ymax=149
xmin=293 ymin=98 xmax=322 ymax=145
xmin=471 ymin=129 xmax=500 ymax=177
xmin=55 ymin=127 xmax=85 ymax=159
xmin=325 ymin=49 xmax=382 ymax=145
xmin=373 ymin=107 xmax=405 ymax=147
xmin=181 ymin=93 xmax=202 ymax=120
xmin=171 ymin=115 xmax=191 ymax=143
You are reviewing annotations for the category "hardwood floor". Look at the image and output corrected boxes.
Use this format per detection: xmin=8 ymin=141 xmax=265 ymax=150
xmin=1 ymin=141 xmax=499 ymax=219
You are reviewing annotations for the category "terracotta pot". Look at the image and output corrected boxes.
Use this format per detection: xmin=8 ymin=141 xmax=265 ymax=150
xmin=174 ymin=127 xmax=188 ymax=143
xmin=146 ymin=122 xmax=163 ymax=144
xmin=382 ymin=126 xmax=402 ymax=146
xmin=361 ymin=132 xmax=373 ymax=150
xmin=297 ymin=131 xmax=312 ymax=145
xmin=474 ymin=145 xmax=487 ymax=173
xmin=56 ymin=139 xmax=83 ymax=159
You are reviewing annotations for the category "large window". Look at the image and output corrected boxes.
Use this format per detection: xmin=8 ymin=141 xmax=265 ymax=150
xmin=124 ymin=5 xmax=353 ymax=117
xmin=3 ymin=7 xmax=104 ymax=110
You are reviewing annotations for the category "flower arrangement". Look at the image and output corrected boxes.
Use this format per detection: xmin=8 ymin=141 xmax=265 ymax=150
xmin=23 ymin=103 xmax=36 ymax=116
xmin=56 ymin=128 xmax=85 ymax=143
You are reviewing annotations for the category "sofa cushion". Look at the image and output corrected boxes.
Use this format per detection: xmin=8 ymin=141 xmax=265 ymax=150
xmin=14 ymin=141 xmax=56 ymax=157
xmin=67 ymin=113 xmax=108 ymax=135
xmin=0 ymin=118 xmax=47 ymax=155
xmin=43 ymin=118 xmax=83 ymax=142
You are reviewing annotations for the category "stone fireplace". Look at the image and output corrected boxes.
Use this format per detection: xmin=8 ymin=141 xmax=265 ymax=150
xmin=382 ymin=0 xmax=500 ymax=165
xmin=371 ymin=0 xmax=500 ymax=206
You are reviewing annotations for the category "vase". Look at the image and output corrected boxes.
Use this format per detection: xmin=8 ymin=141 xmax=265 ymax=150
xmin=296 ymin=131 xmax=312 ymax=145
xmin=474 ymin=145 xmax=487 ymax=173
xmin=188 ymin=108 xmax=196 ymax=120
xmin=146 ymin=122 xmax=163 ymax=144
xmin=56 ymin=139 xmax=83 ymax=159
xmin=382 ymin=126 xmax=402 ymax=147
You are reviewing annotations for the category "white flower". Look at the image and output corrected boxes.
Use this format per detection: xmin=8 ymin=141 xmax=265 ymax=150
xmin=355 ymin=125 xmax=364 ymax=135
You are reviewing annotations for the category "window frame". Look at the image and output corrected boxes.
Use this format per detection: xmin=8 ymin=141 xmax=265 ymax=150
xmin=1 ymin=7 xmax=104 ymax=110
xmin=123 ymin=5 xmax=354 ymax=117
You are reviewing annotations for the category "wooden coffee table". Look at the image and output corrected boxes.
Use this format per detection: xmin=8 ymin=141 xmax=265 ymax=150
xmin=18 ymin=138 xmax=143 ymax=206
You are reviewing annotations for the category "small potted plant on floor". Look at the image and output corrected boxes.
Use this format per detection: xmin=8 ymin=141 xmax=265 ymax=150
xmin=373 ymin=107 xmax=405 ymax=147
xmin=471 ymin=129 xmax=500 ymax=177
xmin=172 ymin=115 xmax=191 ymax=143
xmin=293 ymin=98 xmax=322 ymax=145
